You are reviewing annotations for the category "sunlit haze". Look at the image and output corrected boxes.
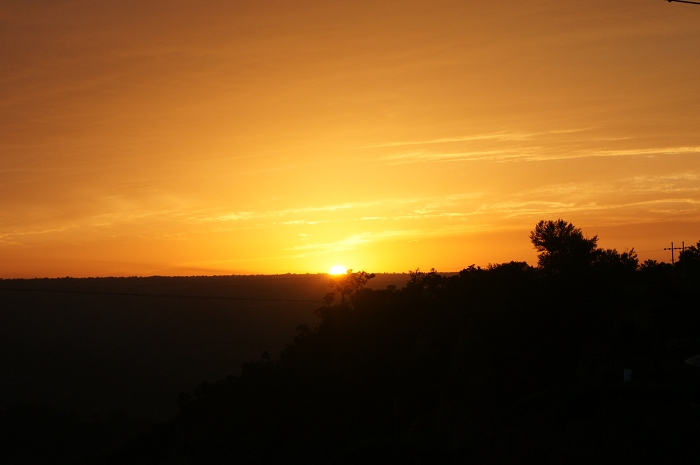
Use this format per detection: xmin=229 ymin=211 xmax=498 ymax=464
xmin=2 ymin=1 xmax=699 ymax=277
xmin=329 ymin=265 xmax=347 ymax=275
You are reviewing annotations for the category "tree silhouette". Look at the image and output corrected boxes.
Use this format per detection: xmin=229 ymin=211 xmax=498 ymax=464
xmin=111 ymin=222 xmax=700 ymax=464
xmin=530 ymin=219 xmax=598 ymax=275
xmin=678 ymin=241 xmax=700 ymax=275
xmin=320 ymin=269 xmax=376 ymax=310
xmin=405 ymin=268 xmax=445 ymax=297
xmin=592 ymin=247 xmax=638 ymax=278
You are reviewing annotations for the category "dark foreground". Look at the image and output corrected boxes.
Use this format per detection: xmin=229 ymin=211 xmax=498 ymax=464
xmin=2 ymin=225 xmax=700 ymax=463
xmin=0 ymin=273 xmax=409 ymax=420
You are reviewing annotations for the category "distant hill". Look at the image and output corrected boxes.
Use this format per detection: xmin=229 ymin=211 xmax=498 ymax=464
xmin=0 ymin=273 xmax=416 ymax=421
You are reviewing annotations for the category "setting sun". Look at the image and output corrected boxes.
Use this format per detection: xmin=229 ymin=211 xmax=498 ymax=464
xmin=329 ymin=265 xmax=347 ymax=275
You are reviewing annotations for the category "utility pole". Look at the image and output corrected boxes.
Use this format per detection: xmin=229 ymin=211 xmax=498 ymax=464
xmin=664 ymin=242 xmax=681 ymax=266
xmin=665 ymin=242 xmax=675 ymax=285
xmin=664 ymin=242 xmax=685 ymax=285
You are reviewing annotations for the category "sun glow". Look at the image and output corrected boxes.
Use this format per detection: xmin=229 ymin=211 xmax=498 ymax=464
xmin=329 ymin=265 xmax=347 ymax=275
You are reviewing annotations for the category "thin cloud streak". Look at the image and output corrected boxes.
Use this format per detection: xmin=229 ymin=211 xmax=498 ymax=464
xmin=192 ymin=194 xmax=483 ymax=224
xmin=357 ymin=128 xmax=592 ymax=149
xmin=383 ymin=146 xmax=700 ymax=164
xmin=0 ymin=226 xmax=75 ymax=246
xmin=283 ymin=224 xmax=498 ymax=258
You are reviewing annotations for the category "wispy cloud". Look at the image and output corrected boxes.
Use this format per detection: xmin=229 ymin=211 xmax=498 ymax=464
xmin=357 ymin=133 xmax=535 ymax=149
xmin=383 ymin=149 xmax=521 ymax=164
xmin=583 ymin=147 xmax=700 ymax=158
xmin=191 ymin=194 xmax=483 ymax=225
xmin=200 ymin=212 xmax=256 ymax=222
xmin=383 ymin=145 xmax=700 ymax=164
xmin=0 ymin=226 xmax=75 ymax=246
xmin=279 ymin=220 xmax=328 ymax=225
xmin=283 ymin=222 xmax=508 ymax=258
xmin=192 ymin=203 xmax=357 ymax=223
xmin=356 ymin=128 xmax=592 ymax=149
xmin=284 ymin=233 xmax=377 ymax=256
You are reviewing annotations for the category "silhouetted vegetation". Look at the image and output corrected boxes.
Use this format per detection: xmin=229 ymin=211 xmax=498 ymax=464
xmin=4 ymin=221 xmax=700 ymax=463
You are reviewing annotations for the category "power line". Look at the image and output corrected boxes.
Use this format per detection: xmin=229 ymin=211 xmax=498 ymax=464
xmin=0 ymin=287 xmax=322 ymax=303
xmin=663 ymin=241 xmax=690 ymax=285
xmin=3 ymin=338 xmax=288 ymax=356
xmin=668 ymin=0 xmax=700 ymax=4
xmin=663 ymin=242 xmax=682 ymax=266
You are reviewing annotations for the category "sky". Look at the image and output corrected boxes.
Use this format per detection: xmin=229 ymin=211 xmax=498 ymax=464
xmin=1 ymin=0 xmax=700 ymax=277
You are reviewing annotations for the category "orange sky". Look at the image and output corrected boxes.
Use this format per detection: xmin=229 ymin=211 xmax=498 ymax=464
xmin=2 ymin=0 xmax=699 ymax=277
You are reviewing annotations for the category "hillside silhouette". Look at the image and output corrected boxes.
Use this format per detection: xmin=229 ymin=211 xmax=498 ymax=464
xmin=3 ymin=221 xmax=700 ymax=463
